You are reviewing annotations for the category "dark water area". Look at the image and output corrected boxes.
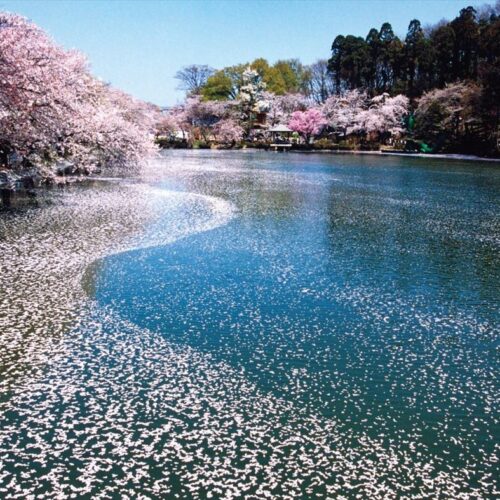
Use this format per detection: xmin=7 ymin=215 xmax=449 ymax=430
xmin=1 ymin=151 xmax=499 ymax=498
xmin=93 ymin=151 xmax=499 ymax=486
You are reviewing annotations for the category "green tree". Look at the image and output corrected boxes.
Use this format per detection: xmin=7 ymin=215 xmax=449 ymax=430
xmin=340 ymin=35 xmax=370 ymax=90
xmin=450 ymin=6 xmax=480 ymax=80
xmin=328 ymin=35 xmax=346 ymax=94
xmin=378 ymin=23 xmax=399 ymax=91
xmin=405 ymin=19 xmax=426 ymax=96
xmin=250 ymin=58 xmax=270 ymax=78
xmin=265 ymin=67 xmax=287 ymax=94
xmin=248 ymin=58 xmax=307 ymax=95
xmin=417 ymin=37 xmax=436 ymax=93
xmin=430 ymin=24 xmax=455 ymax=86
xmin=201 ymin=71 xmax=233 ymax=101
xmin=478 ymin=15 xmax=500 ymax=149
xmin=365 ymin=28 xmax=381 ymax=92
xmin=273 ymin=60 xmax=301 ymax=92
xmin=223 ymin=64 xmax=247 ymax=97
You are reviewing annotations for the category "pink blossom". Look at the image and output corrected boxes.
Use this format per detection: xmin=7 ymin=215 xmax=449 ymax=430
xmin=357 ymin=93 xmax=409 ymax=137
xmin=211 ymin=119 xmax=244 ymax=144
xmin=0 ymin=13 xmax=156 ymax=172
xmin=265 ymin=92 xmax=310 ymax=126
xmin=288 ymin=108 xmax=326 ymax=142
xmin=322 ymin=90 xmax=368 ymax=135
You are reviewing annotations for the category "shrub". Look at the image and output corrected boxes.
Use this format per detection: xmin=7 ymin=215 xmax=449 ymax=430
xmin=192 ymin=140 xmax=211 ymax=149
xmin=336 ymin=141 xmax=356 ymax=151
xmin=313 ymin=139 xmax=336 ymax=150
xmin=359 ymin=142 xmax=381 ymax=151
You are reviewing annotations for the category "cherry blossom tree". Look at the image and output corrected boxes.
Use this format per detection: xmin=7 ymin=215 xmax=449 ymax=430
xmin=265 ymin=92 xmax=309 ymax=126
xmin=164 ymin=104 xmax=191 ymax=141
xmin=321 ymin=90 xmax=408 ymax=141
xmin=211 ymin=119 xmax=244 ymax=145
xmin=322 ymin=90 xmax=368 ymax=137
xmin=239 ymin=67 xmax=269 ymax=128
xmin=0 ymin=13 xmax=156 ymax=177
xmin=181 ymin=96 xmax=228 ymax=142
xmin=160 ymin=96 xmax=243 ymax=145
xmin=155 ymin=112 xmax=179 ymax=141
xmin=415 ymin=83 xmax=480 ymax=136
xmin=355 ymin=93 xmax=409 ymax=139
xmin=77 ymin=85 xmax=157 ymax=166
xmin=0 ymin=13 xmax=85 ymax=165
xmin=288 ymin=108 xmax=327 ymax=143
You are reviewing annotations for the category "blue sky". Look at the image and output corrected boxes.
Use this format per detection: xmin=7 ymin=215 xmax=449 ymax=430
xmin=1 ymin=0 xmax=491 ymax=105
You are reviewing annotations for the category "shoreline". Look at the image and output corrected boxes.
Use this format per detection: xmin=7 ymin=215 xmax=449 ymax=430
xmin=276 ymin=148 xmax=500 ymax=163
xmin=161 ymin=146 xmax=500 ymax=163
xmin=3 ymin=149 xmax=499 ymax=208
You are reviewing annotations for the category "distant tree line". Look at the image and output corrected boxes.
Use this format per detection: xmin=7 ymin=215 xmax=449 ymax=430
xmin=176 ymin=58 xmax=310 ymax=101
xmin=327 ymin=4 xmax=499 ymax=99
xmin=175 ymin=4 xmax=499 ymax=103
xmin=170 ymin=3 xmax=499 ymax=155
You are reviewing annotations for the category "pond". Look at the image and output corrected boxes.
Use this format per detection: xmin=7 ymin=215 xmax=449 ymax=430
xmin=0 ymin=150 xmax=498 ymax=498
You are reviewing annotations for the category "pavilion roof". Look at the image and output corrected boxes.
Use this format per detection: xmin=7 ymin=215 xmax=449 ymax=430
xmin=269 ymin=124 xmax=293 ymax=133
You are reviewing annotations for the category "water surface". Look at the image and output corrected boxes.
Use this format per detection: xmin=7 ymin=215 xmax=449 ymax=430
xmin=1 ymin=151 xmax=499 ymax=498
